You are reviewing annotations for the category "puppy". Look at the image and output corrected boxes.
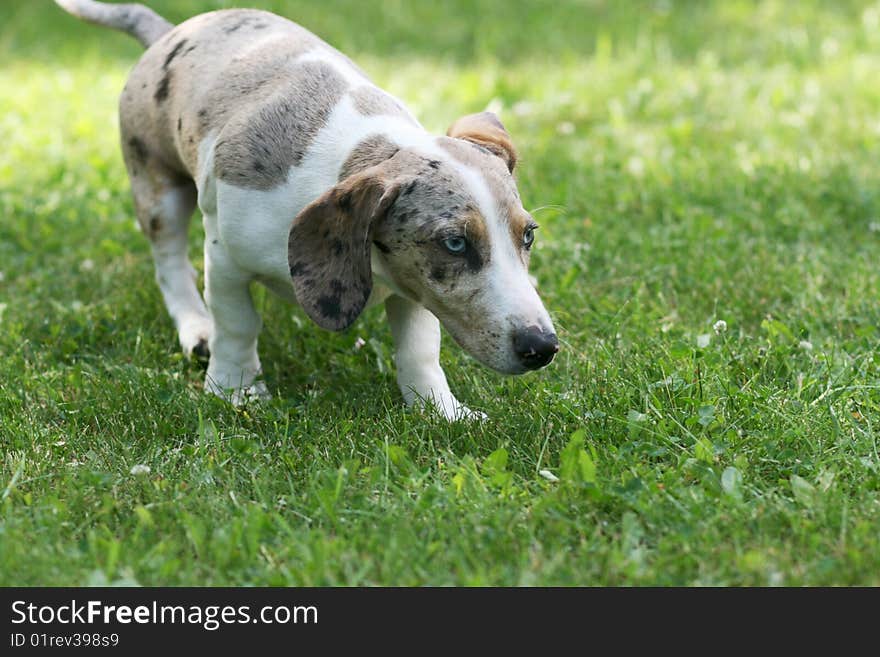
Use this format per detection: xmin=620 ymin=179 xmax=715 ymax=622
xmin=54 ymin=1 xmax=559 ymax=419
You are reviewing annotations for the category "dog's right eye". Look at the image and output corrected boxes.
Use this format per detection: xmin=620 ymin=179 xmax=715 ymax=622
xmin=442 ymin=236 xmax=468 ymax=254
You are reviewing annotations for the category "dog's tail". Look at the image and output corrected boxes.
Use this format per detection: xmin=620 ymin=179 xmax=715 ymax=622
xmin=53 ymin=0 xmax=173 ymax=48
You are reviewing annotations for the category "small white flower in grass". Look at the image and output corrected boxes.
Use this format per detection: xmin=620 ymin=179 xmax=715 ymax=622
xmin=70 ymin=300 xmax=84 ymax=312
xmin=696 ymin=333 xmax=711 ymax=348
xmin=538 ymin=469 xmax=559 ymax=482
xmin=713 ymin=319 xmax=728 ymax=334
xmin=354 ymin=337 xmax=366 ymax=350
xmin=869 ymin=222 xmax=880 ymax=233
xmin=80 ymin=258 xmax=95 ymax=272
xmin=130 ymin=464 xmax=151 ymax=476
xmin=799 ymin=340 xmax=813 ymax=351
xmin=557 ymin=121 xmax=575 ymax=136
xmin=0 ymin=271 xmax=5 ymax=282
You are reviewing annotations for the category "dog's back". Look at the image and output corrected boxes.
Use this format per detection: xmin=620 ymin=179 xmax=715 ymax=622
xmin=120 ymin=10 xmax=412 ymax=181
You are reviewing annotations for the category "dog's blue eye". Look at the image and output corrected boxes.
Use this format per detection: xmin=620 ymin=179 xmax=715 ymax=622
xmin=523 ymin=227 xmax=536 ymax=249
xmin=443 ymin=236 xmax=467 ymax=254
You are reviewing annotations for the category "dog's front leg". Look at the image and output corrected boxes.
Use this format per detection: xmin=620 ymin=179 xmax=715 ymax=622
xmin=202 ymin=229 xmax=268 ymax=405
xmin=385 ymin=295 xmax=484 ymax=421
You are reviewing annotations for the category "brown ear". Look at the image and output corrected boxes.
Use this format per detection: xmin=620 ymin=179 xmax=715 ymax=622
xmin=288 ymin=162 xmax=404 ymax=331
xmin=447 ymin=111 xmax=517 ymax=172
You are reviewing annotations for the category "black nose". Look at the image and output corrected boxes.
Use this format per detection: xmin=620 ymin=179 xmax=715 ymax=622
xmin=513 ymin=327 xmax=559 ymax=370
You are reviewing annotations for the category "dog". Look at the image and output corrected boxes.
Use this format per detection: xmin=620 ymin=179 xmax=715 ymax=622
xmin=54 ymin=0 xmax=559 ymax=420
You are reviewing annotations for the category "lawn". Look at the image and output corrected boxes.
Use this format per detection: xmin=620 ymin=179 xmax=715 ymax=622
xmin=1 ymin=0 xmax=879 ymax=586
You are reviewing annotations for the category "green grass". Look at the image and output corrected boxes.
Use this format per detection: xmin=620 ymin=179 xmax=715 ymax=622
xmin=2 ymin=0 xmax=880 ymax=585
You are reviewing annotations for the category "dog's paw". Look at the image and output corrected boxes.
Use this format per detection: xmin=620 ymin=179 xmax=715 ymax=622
xmin=412 ymin=392 xmax=487 ymax=422
xmin=449 ymin=405 xmax=488 ymax=422
xmin=179 ymin=316 xmax=214 ymax=361
xmin=205 ymin=376 xmax=270 ymax=406
xmin=230 ymin=380 xmax=271 ymax=407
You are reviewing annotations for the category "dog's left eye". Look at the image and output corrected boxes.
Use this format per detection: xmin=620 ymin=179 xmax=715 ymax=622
xmin=523 ymin=226 xmax=537 ymax=249
xmin=443 ymin=236 xmax=468 ymax=254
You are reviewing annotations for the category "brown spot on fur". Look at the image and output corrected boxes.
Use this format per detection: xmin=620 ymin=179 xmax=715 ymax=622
xmin=508 ymin=212 xmax=532 ymax=254
xmin=338 ymin=134 xmax=399 ymax=181
xmin=446 ymin=111 xmax=517 ymax=172
xmin=463 ymin=209 xmax=489 ymax=248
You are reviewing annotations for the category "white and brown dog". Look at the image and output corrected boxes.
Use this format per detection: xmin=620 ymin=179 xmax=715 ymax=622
xmin=55 ymin=0 xmax=559 ymax=420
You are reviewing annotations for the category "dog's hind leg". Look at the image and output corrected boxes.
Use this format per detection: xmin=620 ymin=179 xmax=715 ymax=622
xmin=122 ymin=144 xmax=214 ymax=359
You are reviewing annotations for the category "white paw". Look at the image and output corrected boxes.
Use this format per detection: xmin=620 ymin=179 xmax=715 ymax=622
xmin=229 ymin=380 xmax=270 ymax=406
xmin=205 ymin=374 xmax=270 ymax=406
xmin=179 ymin=316 xmax=214 ymax=359
xmin=453 ymin=405 xmax=488 ymax=422
xmin=406 ymin=390 xmax=487 ymax=422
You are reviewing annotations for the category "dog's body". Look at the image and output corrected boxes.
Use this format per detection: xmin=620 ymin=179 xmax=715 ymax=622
xmin=55 ymin=1 xmax=559 ymax=419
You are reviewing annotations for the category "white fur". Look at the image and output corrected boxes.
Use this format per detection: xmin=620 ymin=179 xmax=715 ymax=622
xmin=148 ymin=184 xmax=213 ymax=357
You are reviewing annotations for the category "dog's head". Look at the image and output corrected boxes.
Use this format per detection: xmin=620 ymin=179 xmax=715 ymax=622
xmin=288 ymin=112 xmax=558 ymax=374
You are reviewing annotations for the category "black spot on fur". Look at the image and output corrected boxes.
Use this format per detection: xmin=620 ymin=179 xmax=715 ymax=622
xmin=184 ymin=44 xmax=197 ymax=55
xmin=192 ymin=338 xmax=210 ymax=361
xmin=163 ymin=40 xmax=187 ymax=70
xmin=318 ymin=295 xmax=341 ymax=319
xmin=430 ymin=265 xmax=447 ymax=282
xmin=330 ymin=279 xmax=347 ymax=294
xmin=177 ymin=117 xmax=182 ymax=133
xmin=338 ymin=192 xmax=354 ymax=213
xmin=254 ymin=161 xmax=265 ymax=173
xmin=155 ymin=71 xmax=172 ymax=103
xmin=289 ymin=261 xmax=308 ymax=276
xmin=127 ymin=137 xmax=148 ymax=164
xmin=149 ymin=216 xmax=161 ymax=234
xmin=400 ymin=181 xmax=417 ymax=197
xmin=331 ymin=239 xmax=345 ymax=256
xmin=373 ymin=240 xmax=391 ymax=254
xmin=427 ymin=159 xmax=441 ymax=169
xmin=464 ymin=244 xmax=483 ymax=272
xmin=212 ymin=239 xmax=218 ymax=245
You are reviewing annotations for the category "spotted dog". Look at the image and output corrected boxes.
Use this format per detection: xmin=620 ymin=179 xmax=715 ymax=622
xmin=54 ymin=0 xmax=559 ymax=420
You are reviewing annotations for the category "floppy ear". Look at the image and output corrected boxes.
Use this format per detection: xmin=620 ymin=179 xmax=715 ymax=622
xmin=447 ymin=111 xmax=517 ymax=172
xmin=288 ymin=162 xmax=404 ymax=331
